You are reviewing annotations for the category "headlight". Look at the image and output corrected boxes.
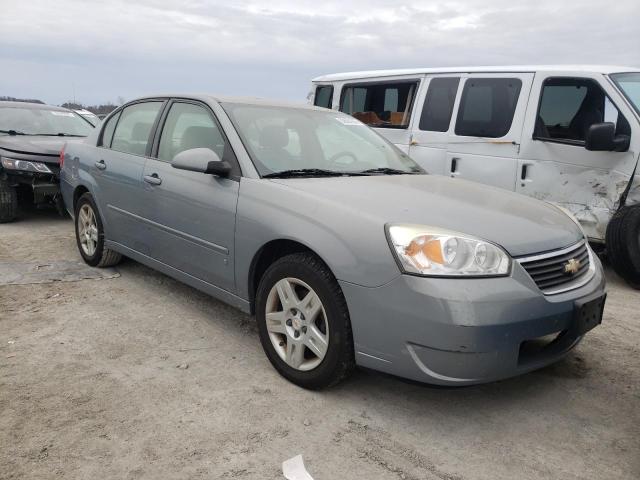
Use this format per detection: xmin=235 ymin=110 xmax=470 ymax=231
xmin=386 ymin=224 xmax=511 ymax=277
xmin=1 ymin=157 xmax=53 ymax=173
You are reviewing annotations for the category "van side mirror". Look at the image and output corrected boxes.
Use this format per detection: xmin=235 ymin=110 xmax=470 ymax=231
xmin=585 ymin=122 xmax=630 ymax=152
xmin=171 ymin=148 xmax=231 ymax=176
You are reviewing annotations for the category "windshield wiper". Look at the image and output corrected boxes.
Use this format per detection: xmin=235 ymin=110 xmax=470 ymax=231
xmin=358 ymin=167 xmax=419 ymax=175
xmin=0 ymin=129 xmax=26 ymax=135
xmin=34 ymin=133 xmax=86 ymax=137
xmin=263 ymin=168 xmax=358 ymax=178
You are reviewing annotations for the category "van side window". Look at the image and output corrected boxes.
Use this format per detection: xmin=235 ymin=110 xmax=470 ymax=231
xmin=313 ymin=85 xmax=333 ymax=108
xmin=339 ymin=82 xmax=418 ymax=129
xmin=419 ymin=77 xmax=460 ymax=132
xmin=535 ymin=77 xmax=631 ymax=144
xmin=455 ymin=78 xmax=522 ymax=138
xmin=99 ymin=111 xmax=121 ymax=147
xmin=111 ymin=102 xmax=163 ymax=156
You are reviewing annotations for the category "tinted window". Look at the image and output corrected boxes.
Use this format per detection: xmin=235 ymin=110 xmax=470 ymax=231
xmin=158 ymin=102 xmax=229 ymax=164
xmin=100 ymin=111 xmax=120 ymax=147
xmin=339 ymin=82 xmax=418 ymax=129
xmin=419 ymin=77 xmax=460 ymax=132
xmin=111 ymin=102 xmax=162 ymax=156
xmin=313 ymin=85 xmax=333 ymax=108
xmin=455 ymin=78 xmax=522 ymax=138
xmin=535 ymin=77 xmax=630 ymax=142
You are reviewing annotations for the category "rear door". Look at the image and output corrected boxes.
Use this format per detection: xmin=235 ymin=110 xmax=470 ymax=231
xmin=139 ymin=100 xmax=240 ymax=292
xmin=94 ymin=100 xmax=165 ymax=253
xmin=445 ymin=73 xmax=534 ymax=190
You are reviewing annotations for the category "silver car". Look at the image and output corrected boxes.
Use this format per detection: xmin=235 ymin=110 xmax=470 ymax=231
xmin=60 ymin=95 xmax=606 ymax=389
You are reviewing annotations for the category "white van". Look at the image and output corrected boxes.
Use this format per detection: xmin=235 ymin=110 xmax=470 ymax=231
xmin=311 ymin=66 xmax=640 ymax=287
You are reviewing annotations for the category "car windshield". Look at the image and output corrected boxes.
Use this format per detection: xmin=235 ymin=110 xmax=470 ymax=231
xmin=221 ymin=103 xmax=424 ymax=177
xmin=0 ymin=106 xmax=94 ymax=136
xmin=611 ymin=73 xmax=640 ymax=116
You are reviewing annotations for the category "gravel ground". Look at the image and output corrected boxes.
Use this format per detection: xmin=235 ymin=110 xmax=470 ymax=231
xmin=1 ymin=206 xmax=639 ymax=480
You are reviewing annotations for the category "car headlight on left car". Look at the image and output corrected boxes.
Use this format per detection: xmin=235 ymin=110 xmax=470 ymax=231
xmin=1 ymin=157 xmax=53 ymax=173
xmin=386 ymin=224 xmax=511 ymax=277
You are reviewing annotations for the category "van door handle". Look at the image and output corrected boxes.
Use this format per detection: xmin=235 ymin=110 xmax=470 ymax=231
xmin=143 ymin=173 xmax=162 ymax=186
xmin=450 ymin=157 xmax=459 ymax=176
xmin=95 ymin=160 xmax=106 ymax=170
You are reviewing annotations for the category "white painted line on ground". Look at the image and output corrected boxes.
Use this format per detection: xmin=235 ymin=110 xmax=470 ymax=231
xmin=283 ymin=455 xmax=315 ymax=480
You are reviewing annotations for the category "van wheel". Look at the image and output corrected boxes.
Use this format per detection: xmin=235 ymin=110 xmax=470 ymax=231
xmin=74 ymin=193 xmax=122 ymax=267
xmin=255 ymin=252 xmax=355 ymax=389
xmin=0 ymin=179 xmax=18 ymax=223
xmin=606 ymin=206 xmax=640 ymax=289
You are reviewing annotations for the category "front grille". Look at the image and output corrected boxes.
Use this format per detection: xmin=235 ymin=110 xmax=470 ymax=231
xmin=518 ymin=241 xmax=592 ymax=294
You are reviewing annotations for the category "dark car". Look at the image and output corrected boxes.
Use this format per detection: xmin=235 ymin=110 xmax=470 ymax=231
xmin=0 ymin=101 xmax=94 ymax=222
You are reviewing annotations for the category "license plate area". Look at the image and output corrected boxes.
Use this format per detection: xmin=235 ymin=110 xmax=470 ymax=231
xmin=574 ymin=294 xmax=606 ymax=335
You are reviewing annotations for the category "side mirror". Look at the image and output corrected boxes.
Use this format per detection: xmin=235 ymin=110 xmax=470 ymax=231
xmin=585 ymin=122 xmax=630 ymax=152
xmin=171 ymin=148 xmax=231 ymax=176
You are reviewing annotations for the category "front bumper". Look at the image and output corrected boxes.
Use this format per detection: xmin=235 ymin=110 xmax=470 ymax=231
xmin=340 ymin=252 xmax=606 ymax=386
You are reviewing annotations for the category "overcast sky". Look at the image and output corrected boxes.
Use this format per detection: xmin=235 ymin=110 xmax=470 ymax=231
xmin=1 ymin=0 xmax=639 ymax=106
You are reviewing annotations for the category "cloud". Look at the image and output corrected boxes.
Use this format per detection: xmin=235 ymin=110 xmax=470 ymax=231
xmin=0 ymin=0 xmax=638 ymax=104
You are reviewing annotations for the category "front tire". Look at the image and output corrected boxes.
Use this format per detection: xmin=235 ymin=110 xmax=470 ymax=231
xmin=0 ymin=179 xmax=18 ymax=223
xmin=606 ymin=206 xmax=640 ymax=288
xmin=256 ymin=252 xmax=355 ymax=389
xmin=74 ymin=193 xmax=122 ymax=267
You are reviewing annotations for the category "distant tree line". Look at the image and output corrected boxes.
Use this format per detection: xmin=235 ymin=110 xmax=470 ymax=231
xmin=0 ymin=96 xmax=45 ymax=104
xmin=60 ymin=102 xmax=118 ymax=115
xmin=1 ymin=95 xmax=121 ymax=115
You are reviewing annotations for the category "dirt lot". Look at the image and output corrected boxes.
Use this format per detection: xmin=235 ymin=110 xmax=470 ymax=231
xmin=1 ymin=207 xmax=639 ymax=480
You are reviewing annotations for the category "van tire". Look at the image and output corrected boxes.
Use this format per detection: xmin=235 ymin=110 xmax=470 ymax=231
xmin=0 ymin=179 xmax=18 ymax=223
xmin=255 ymin=252 xmax=355 ymax=389
xmin=74 ymin=193 xmax=122 ymax=268
xmin=606 ymin=206 xmax=640 ymax=289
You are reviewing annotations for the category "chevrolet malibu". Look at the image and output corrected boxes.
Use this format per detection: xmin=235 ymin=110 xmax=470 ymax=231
xmin=60 ymin=95 xmax=606 ymax=389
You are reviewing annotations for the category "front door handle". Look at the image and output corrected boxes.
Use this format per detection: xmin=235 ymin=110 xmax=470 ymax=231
xmin=95 ymin=160 xmax=106 ymax=170
xmin=143 ymin=173 xmax=162 ymax=186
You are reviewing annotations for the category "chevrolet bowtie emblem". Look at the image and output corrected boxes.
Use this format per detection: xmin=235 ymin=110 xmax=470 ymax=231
xmin=563 ymin=258 xmax=581 ymax=275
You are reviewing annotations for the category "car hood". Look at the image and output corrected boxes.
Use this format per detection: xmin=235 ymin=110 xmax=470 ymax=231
xmin=0 ymin=135 xmax=85 ymax=162
xmin=271 ymin=174 xmax=583 ymax=257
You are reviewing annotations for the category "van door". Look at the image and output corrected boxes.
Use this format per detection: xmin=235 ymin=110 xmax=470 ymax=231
xmin=339 ymin=79 xmax=420 ymax=153
xmin=517 ymin=73 xmax=638 ymax=241
xmin=408 ymin=76 xmax=460 ymax=175
xmin=446 ymin=73 xmax=534 ymax=190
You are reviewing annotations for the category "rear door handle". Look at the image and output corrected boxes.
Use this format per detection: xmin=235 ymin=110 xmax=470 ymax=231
xmin=95 ymin=160 xmax=106 ymax=170
xmin=143 ymin=173 xmax=162 ymax=186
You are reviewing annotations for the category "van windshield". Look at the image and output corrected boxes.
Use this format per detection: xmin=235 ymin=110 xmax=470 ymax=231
xmin=221 ymin=103 xmax=423 ymax=177
xmin=611 ymin=73 xmax=640 ymax=116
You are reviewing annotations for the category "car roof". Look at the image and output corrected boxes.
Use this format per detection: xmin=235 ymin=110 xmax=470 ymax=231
xmin=0 ymin=101 xmax=71 ymax=111
xmin=124 ymin=94 xmax=324 ymax=111
xmin=312 ymin=65 xmax=640 ymax=82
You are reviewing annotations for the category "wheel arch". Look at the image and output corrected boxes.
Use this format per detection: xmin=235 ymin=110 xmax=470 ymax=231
xmin=247 ymin=238 xmax=334 ymax=314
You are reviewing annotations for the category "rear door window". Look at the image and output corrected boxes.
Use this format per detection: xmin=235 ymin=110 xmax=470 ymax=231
xmin=339 ymin=81 xmax=418 ymax=129
xmin=419 ymin=77 xmax=460 ymax=132
xmin=313 ymin=85 xmax=333 ymax=108
xmin=454 ymin=78 xmax=522 ymax=138
xmin=111 ymin=102 xmax=163 ymax=156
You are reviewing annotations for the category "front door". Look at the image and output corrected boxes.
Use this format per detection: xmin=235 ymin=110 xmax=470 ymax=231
xmin=517 ymin=74 xmax=638 ymax=241
xmin=445 ymin=73 xmax=534 ymax=190
xmin=140 ymin=100 xmax=240 ymax=292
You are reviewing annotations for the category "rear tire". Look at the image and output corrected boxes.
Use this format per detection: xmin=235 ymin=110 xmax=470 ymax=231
xmin=74 ymin=193 xmax=122 ymax=267
xmin=256 ymin=252 xmax=355 ymax=389
xmin=606 ymin=206 xmax=640 ymax=289
xmin=0 ymin=179 xmax=18 ymax=223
